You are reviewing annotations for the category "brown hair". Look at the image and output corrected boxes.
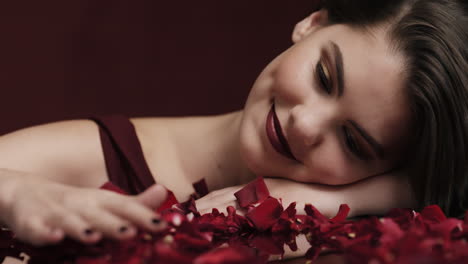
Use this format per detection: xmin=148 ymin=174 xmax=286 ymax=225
xmin=323 ymin=0 xmax=468 ymax=217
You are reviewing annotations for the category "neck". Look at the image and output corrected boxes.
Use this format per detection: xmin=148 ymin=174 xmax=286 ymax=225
xmin=169 ymin=111 xmax=256 ymax=192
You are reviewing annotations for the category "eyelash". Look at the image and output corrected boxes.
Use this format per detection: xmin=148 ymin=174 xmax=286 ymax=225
xmin=342 ymin=126 xmax=368 ymax=160
xmin=316 ymin=59 xmax=368 ymax=161
xmin=316 ymin=61 xmax=332 ymax=94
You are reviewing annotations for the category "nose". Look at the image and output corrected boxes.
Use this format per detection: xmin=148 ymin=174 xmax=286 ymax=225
xmin=288 ymin=102 xmax=337 ymax=149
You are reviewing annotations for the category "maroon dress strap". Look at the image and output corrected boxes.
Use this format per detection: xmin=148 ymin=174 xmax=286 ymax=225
xmin=91 ymin=115 xmax=155 ymax=195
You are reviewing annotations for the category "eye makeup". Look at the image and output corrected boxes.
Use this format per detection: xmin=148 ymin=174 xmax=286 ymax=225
xmin=316 ymin=61 xmax=332 ymax=94
xmin=315 ymin=46 xmax=335 ymax=95
xmin=315 ymin=42 xmax=383 ymax=161
xmin=342 ymin=126 xmax=371 ymax=161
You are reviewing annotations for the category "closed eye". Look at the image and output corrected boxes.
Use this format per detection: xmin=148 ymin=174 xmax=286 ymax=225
xmin=316 ymin=61 xmax=332 ymax=94
xmin=342 ymin=126 xmax=370 ymax=161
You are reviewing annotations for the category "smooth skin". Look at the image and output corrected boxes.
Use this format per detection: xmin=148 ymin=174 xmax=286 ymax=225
xmin=0 ymin=9 xmax=415 ymax=253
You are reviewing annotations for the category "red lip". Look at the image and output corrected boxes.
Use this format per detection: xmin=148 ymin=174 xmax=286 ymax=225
xmin=266 ymin=104 xmax=298 ymax=162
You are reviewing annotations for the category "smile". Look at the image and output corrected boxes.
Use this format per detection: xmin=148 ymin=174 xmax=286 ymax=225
xmin=266 ymin=103 xmax=299 ymax=162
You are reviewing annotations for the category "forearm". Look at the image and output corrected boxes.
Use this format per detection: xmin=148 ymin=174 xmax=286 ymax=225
xmin=265 ymin=171 xmax=416 ymax=218
xmin=342 ymin=171 xmax=416 ymax=216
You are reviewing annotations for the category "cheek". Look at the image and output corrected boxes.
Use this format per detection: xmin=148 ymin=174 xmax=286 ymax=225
xmin=272 ymin=56 xmax=313 ymax=104
xmin=299 ymin=140 xmax=365 ymax=185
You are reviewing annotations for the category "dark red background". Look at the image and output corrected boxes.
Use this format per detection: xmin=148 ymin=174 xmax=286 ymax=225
xmin=0 ymin=0 xmax=312 ymax=134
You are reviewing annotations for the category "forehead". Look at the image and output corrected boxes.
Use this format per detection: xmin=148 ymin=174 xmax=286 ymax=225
xmin=321 ymin=25 xmax=411 ymax=155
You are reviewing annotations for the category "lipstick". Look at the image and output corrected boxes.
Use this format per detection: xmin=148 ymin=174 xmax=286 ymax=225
xmin=266 ymin=104 xmax=298 ymax=162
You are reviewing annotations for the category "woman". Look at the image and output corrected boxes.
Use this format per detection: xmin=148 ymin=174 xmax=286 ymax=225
xmin=0 ymin=0 xmax=466 ymax=255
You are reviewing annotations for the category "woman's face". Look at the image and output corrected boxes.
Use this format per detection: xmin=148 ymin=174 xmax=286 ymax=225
xmin=239 ymin=11 xmax=412 ymax=185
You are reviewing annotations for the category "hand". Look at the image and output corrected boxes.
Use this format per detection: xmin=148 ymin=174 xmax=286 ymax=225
xmin=0 ymin=170 xmax=167 ymax=246
xmin=195 ymin=185 xmax=245 ymax=215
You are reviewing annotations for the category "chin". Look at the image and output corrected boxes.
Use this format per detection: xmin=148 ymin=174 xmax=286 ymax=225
xmin=239 ymin=130 xmax=283 ymax=180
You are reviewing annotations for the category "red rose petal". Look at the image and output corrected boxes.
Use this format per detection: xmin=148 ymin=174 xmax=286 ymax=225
xmin=330 ymin=204 xmax=350 ymax=223
xmin=234 ymin=177 xmax=270 ymax=208
xmin=246 ymin=197 xmax=283 ymax=231
xmin=100 ymin=181 xmax=128 ymax=195
xmin=177 ymin=197 xmax=200 ymax=215
xmin=193 ymin=178 xmax=209 ymax=197
xmin=304 ymin=204 xmax=328 ymax=222
xmin=153 ymin=241 xmax=197 ymax=264
xmin=378 ymin=218 xmax=404 ymax=247
xmin=250 ymin=235 xmax=284 ymax=255
xmin=282 ymin=202 xmax=297 ymax=219
xmin=194 ymin=245 xmax=266 ymax=264
xmin=420 ymin=205 xmax=446 ymax=223
xmin=157 ymin=189 xmax=179 ymax=213
xmin=8 ymin=177 xmax=468 ymax=264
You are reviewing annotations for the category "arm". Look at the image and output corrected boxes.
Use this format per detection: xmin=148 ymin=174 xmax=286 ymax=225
xmin=264 ymin=170 xmax=416 ymax=218
xmin=0 ymin=120 xmax=107 ymax=187
xmin=0 ymin=121 xmax=167 ymax=245
xmin=197 ymin=171 xmax=415 ymax=217
xmin=196 ymin=171 xmax=416 ymax=259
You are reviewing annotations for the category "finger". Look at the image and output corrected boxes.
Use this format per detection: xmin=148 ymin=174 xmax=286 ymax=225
xmin=15 ymin=216 xmax=64 ymax=246
xmin=79 ymin=208 xmax=136 ymax=240
xmin=103 ymin=196 xmax=166 ymax=232
xmin=46 ymin=208 xmax=102 ymax=244
xmin=198 ymin=200 xmax=239 ymax=216
xmin=135 ymin=184 xmax=167 ymax=209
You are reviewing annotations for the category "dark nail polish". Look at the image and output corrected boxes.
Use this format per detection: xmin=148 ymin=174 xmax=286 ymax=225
xmin=119 ymin=226 xmax=128 ymax=233
xmin=152 ymin=218 xmax=161 ymax=224
xmin=84 ymin=229 xmax=94 ymax=235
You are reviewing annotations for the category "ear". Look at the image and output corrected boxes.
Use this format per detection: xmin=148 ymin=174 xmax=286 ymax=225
xmin=292 ymin=9 xmax=329 ymax=43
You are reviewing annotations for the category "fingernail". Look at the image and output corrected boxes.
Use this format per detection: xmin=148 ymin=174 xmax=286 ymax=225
xmin=119 ymin=226 xmax=128 ymax=233
xmin=152 ymin=218 xmax=161 ymax=224
xmin=84 ymin=229 xmax=94 ymax=236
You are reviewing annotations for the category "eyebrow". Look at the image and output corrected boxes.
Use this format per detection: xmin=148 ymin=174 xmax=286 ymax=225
xmin=328 ymin=42 xmax=385 ymax=160
xmin=349 ymin=120 xmax=385 ymax=159
xmin=330 ymin=41 xmax=344 ymax=97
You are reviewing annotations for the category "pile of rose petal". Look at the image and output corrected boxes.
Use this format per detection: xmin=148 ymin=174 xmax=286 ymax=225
xmin=1 ymin=178 xmax=468 ymax=264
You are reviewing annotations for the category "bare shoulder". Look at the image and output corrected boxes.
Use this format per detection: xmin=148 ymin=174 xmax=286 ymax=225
xmin=130 ymin=117 xmax=174 ymax=153
xmin=130 ymin=117 xmax=168 ymax=136
xmin=0 ymin=120 xmax=107 ymax=187
xmin=130 ymin=117 xmax=197 ymax=200
xmin=1 ymin=120 xmax=99 ymax=140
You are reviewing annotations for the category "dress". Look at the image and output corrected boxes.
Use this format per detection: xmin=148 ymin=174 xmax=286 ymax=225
xmin=91 ymin=115 xmax=156 ymax=195
xmin=91 ymin=115 xmax=178 ymax=211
